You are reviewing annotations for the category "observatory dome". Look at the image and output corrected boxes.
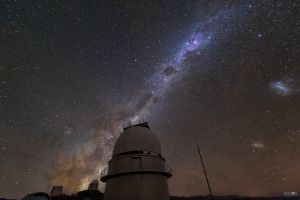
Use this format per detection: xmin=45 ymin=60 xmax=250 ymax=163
xmin=112 ymin=123 xmax=162 ymax=156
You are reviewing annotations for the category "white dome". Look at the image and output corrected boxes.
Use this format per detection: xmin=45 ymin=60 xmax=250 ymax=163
xmin=112 ymin=124 xmax=161 ymax=156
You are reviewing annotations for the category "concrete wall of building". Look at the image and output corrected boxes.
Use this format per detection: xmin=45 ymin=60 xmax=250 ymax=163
xmin=104 ymin=174 xmax=169 ymax=200
xmin=107 ymin=154 xmax=167 ymax=176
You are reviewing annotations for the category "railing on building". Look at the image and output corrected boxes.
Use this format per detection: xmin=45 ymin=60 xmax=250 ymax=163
xmin=100 ymin=167 xmax=109 ymax=179
xmin=100 ymin=164 xmax=172 ymax=181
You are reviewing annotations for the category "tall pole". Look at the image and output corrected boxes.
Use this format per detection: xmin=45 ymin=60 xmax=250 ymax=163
xmin=195 ymin=136 xmax=214 ymax=200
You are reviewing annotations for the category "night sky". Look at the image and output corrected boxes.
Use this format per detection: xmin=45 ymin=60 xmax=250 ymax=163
xmin=1 ymin=0 xmax=300 ymax=198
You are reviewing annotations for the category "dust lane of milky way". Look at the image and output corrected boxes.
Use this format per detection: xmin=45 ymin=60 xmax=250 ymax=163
xmin=49 ymin=2 xmax=254 ymax=192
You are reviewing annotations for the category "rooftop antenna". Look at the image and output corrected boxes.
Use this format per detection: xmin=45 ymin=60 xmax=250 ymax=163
xmin=195 ymin=136 xmax=214 ymax=200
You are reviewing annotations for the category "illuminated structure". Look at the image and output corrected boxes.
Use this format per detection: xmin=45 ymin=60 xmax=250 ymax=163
xmin=100 ymin=122 xmax=172 ymax=200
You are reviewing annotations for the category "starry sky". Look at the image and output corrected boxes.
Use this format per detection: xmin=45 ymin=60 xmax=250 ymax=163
xmin=0 ymin=0 xmax=300 ymax=198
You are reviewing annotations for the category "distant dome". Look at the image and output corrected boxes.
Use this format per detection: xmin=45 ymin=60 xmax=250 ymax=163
xmin=112 ymin=123 xmax=161 ymax=156
xmin=88 ymin=179 xmax=99 ymax=190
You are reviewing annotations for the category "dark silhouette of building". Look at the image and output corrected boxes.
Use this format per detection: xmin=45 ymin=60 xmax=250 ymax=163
xmin=50 ymin=186 xmax=71 ymax=200
xmin=88 ymin=180 xmax=99 ymax=190
xmin=100 ymin=122 xmax=172 ymax=200
xmin=77 ymin=189 xmax=103 ymax=200
xmin=20 ymin=180 xmax=103 ymax=200
xmin=20 ymin=193 xmax=49 ymax=200
xmin=50 ymin=186 xmax=63 ymax=197
xmin=77 ymin=180 xmax=103 ymax=200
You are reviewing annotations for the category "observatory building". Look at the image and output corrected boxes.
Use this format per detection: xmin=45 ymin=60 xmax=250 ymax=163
xmin=100 ymin=122 xmax=172 ymax=200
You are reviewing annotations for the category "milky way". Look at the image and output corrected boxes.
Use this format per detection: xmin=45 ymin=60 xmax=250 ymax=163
xmin=1 ymin=0 xmax=299 ymax=198
xmin=49 ymin=2 xmax=245 ymax=191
